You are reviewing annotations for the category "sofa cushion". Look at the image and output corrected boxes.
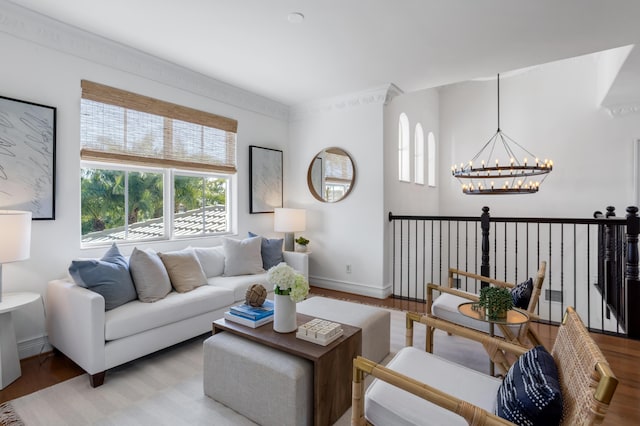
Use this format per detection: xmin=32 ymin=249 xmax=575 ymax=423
xmin=365 ymin=347 xmax=502 ymax=426
xmin=68 ymin=243 xmax=137 ymax=311
xmin=129 ymin=247 xmax=172 ymax=302
xmin=207 ymin=274 xmax=270 ymax=301
xmin=511 ymin=277 xmax=534 ymax=309
xmin=222 ymin=236 xmax=264 ymax=276
xmin=105 ymin=285 xmax=235 ymax=341
xmin=248 ymin=232 xmax=284 ymax=269
xmin=159 ymin=248 xmax=207 ymax=293
xmin=191 ymin=246 xmax=225 ymax=278
xmin=496 ymin=345 xmax=563 ymax=425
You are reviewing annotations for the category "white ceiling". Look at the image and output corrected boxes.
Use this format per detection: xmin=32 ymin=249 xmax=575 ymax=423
xmin=9 ymin=0 xmax=640 ymax=106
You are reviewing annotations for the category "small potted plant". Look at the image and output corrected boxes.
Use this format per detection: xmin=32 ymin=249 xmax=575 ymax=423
xmin=478 ymin=286 xmax=513 ymax=320
xmin=295 ymin=236 xmax=310 ymax=252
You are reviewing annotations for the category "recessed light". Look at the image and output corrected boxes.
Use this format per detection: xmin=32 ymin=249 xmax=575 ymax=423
xmin=287 ymin=12 xmax=305 ymax=24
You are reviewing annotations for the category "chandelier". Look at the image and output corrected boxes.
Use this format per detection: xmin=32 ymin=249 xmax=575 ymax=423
xmin=451 ymin=74 xmax=553 ymax=195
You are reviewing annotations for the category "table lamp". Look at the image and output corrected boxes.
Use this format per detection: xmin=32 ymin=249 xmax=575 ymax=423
xmin=274 ymin=208 xmax=306 ymax=252
xmin=0 ymin=210 xmax=32 ymax=303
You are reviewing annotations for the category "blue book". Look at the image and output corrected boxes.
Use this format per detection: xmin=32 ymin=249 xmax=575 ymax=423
xmin=229 ymin=299 xmax=274 ymax=320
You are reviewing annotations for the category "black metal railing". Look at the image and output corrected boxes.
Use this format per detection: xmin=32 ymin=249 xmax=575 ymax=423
xmin=389 ymin=206 xmax=640 ymax=338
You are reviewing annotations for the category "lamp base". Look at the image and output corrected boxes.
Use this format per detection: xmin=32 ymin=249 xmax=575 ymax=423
xmin=284 ymin=232 xmax=295 ymax=252
xmin=0 ymin=263 xmax=3 ymax=303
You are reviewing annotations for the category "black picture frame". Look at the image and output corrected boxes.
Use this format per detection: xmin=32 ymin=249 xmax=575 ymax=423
xmin=0 ymin=95 xmax=56 ymax=220
xmin=249 ymin=145 xmax=283 ymax=214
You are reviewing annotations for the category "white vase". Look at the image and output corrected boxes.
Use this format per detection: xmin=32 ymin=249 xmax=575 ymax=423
xmin=273 ymin=293 xmax=297 ymax=333
xmin=295 ymin=244 xmax=308 ymax=252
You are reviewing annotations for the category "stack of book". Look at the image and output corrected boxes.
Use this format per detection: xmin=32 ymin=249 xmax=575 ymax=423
xmin=224 ymin=299 xmax=274 ymax=328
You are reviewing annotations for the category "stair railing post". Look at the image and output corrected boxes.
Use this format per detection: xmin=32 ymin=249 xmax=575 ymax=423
xmin=625 ymin=206 xmax=640 ymax=339
xmin=481 ymin=206 xmax=491 ymax=288
xmin=604 ymin=206 xmax=616 ymax=317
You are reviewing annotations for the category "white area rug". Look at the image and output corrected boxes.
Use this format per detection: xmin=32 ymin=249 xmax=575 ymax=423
xmin=8 ymin=307 xmax=489 ymax=425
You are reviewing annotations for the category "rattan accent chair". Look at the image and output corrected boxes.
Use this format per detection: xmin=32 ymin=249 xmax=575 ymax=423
xmin=352 ymin=307 xmax=618 ymax=426
xmin=410 ymin=262 xmax=546 ymax=372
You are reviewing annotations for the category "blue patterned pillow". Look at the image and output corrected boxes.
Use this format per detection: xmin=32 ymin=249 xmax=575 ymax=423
xmin=511 ymin=277 xmax=534 ymax=309
xmin=496 ymin=345 xmax=563 ymax=425
xmin=248 ymin=232 xmax=284 ymax=269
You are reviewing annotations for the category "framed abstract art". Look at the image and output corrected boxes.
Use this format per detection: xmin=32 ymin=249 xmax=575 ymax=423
xmin=0 ymin=95 xmax=56 ymax=219
xmin=249 ymin=145 xmax=283 ymax=214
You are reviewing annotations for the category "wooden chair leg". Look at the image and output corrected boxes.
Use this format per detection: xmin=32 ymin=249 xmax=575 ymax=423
xmin=426 ymin=324 xmax=435 ymax=353
xmin=352 ymin=363 xmax=366 ymax=425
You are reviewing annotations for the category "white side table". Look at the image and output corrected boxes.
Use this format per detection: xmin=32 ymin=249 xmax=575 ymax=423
xmin=0 ymin=292 xmax=40 ymax=389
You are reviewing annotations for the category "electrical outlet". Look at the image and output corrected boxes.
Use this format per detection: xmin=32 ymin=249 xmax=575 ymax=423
xmin=346 ymin=264 xmax=352 ymax=274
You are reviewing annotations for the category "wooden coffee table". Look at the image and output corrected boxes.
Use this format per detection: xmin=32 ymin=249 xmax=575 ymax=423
xmin=213 ymin=313 xmax=362 ymax=426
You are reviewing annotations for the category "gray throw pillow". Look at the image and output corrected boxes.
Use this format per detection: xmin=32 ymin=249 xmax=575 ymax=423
xmin=248 ymin=232 xmax=284 ymax=269
xmin=222 ymin=236 xmax=264 ymax=276
xmin=159 ymin=248 xmax=207 ymax=293
xmin=68 ymin=243 xmax=137 ymax=311
xmin=129 ymin=247 xmax=172 ymax=302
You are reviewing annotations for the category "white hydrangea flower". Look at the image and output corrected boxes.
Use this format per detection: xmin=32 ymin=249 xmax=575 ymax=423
xmin=267 ymin=262 xmax=309 ymax=302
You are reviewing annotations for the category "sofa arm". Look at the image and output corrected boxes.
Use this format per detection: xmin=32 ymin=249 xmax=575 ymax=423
xmin=46 ymin=279 xmax=106 ymax=375
xmin=283 ymin=251 xmax=309 ymax=280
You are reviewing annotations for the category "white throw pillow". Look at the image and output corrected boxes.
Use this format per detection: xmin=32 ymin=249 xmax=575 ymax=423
xmin=129 ymin=247 xmax=172 ymax=302
xmin=191 ymin=246 xmax=225 ymax=278
xmin=222 ymin=236 xmax=264 ymax=276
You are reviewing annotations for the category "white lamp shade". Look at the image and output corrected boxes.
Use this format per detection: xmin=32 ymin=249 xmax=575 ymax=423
xmin=274 ymin=208 xmax=306 ymax=232
xmin=0 ymin=210 xmax=32 ymax=263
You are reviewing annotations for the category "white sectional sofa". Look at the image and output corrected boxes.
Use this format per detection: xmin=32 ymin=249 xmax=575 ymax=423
xmin=46 ymin=244 xmax=308 ymax=387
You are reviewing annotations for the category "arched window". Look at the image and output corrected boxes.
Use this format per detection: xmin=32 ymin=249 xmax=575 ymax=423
xmin=414 ymin=123 xmax=424 ymax=184
xmin=427 ymin=131 xmax=436 ymax=187
xmin=398 ymin=113 xmax=410 ymax=182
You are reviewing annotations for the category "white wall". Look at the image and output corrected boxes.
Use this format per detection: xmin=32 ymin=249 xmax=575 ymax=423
xmin=0 ymin=7 xmax=289 ymax=357
xmin=438 ymin=52 xmax=640 ymax=219
xmin=288 ymin=87 xmax=391 ymax=298
xmin=383 ymin=88 xmax=440 ymax=294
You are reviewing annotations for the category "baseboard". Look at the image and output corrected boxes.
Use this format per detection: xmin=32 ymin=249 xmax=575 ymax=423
xmin=18 ymin=335 xmax=51 ymax=359
xmin=309 ymin=276 xmax=392 ymax=299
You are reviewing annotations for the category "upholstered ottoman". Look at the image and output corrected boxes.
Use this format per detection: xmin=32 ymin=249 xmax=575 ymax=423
xmin=297 ymin=296 xmax=390 ymax=362
xmin=203 ymin=332 xmax=312 ymax=426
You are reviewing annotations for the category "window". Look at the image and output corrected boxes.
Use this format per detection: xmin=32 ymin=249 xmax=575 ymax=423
xmin=323 ymin=149 xmax=354 ymax=202
xmin=414 ymin=123 xmax=425 ymax=184
xmin=80 ymin=81 xmax=236 ymax=244
xmin=427 ymin=131 xmax=436 ymax=187
xmin=398 ymin=113 xmax=410 ymax=182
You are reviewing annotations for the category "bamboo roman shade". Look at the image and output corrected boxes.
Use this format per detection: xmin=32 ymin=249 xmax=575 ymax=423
xmin=324 ymin=150 xmax=353 ymax=184
xmin=80 ymin=80 xmax=237 ymax=173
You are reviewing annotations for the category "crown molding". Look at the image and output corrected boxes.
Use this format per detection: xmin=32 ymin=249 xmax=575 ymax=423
xmin=0 ymin=0 xmax=289 ymax=120
xmin=605 ymin=102 xmax=640 ymax=117
xmin=290 ymin=83 xmax=404 ymax=121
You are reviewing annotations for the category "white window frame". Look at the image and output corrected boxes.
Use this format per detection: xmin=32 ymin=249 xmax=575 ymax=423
xmin=414 ymin=123 xmax=425 ymax=185
xmin=427 ymin=131 xmax=437 ymax=187
xmin=80 ymin=161 xmax=234 ymax=247
xmin=398 ymin=113 xmax=411 ymax=182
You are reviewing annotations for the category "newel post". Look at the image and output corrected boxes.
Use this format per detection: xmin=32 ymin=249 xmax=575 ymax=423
xmin=481 ymin=206 xmax=491 ymax=288
xmin=625 ymin=206 xmax=640 ymax=339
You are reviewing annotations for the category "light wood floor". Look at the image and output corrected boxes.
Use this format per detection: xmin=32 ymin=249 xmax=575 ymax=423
xmin=2 ymin=286 xmax=639 ymax=425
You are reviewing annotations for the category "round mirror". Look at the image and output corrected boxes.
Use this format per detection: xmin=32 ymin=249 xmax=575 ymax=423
xmin=307 ymin=147 xmax=356 ymax=203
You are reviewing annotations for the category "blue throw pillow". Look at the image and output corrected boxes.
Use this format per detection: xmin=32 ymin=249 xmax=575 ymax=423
xmin=248 ymin=232 xmax=284 ymax=269
xmin=496 ymin=345 xmax=563 ymax=425
xmin=511 ymin=277 xmax=534 ymax=309
xmin=68 ymin=243 xmax=137 ymax=311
